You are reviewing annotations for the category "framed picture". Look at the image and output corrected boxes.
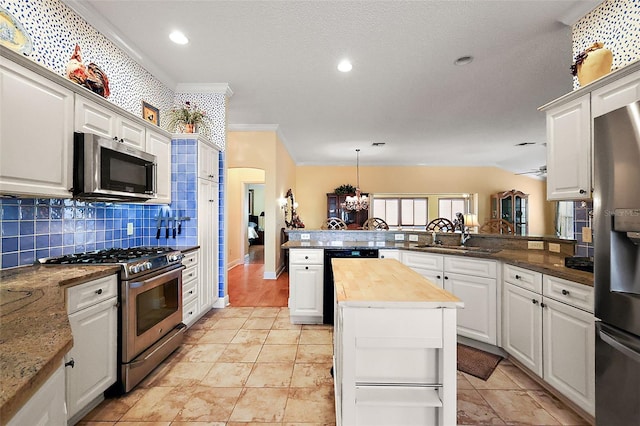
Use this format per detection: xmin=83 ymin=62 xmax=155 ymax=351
xmin=142 ymin=101 xmax=160 ymax=126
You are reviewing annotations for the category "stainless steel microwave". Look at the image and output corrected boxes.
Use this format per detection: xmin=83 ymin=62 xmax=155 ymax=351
xmin=73 ymin=132 xmax=157 ymax=201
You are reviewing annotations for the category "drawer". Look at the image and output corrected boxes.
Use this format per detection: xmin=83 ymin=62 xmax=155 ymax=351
xmin=183 ymin=297 xmax=199 ymax=324
xmin=504 ymin=264 xmax=542 ymax=293
xmin=444 ymin=256 xmax=497 ymax=279
xmin=402 ymin=251 xmax=443 ymax=271
xmin=543 ymin=275 xmax=594 ymax=313
xmin=67 ymin=275 xmax=118 ymax=314
xmin=289 ymin=249 xmax=323 ymax=265
xmin=182 ymin=250 xmax=199 ymax=267
xmin=182 ymin=264 xmax=199 ymax=284
xmin=183 ymin=278 xmax=198 ymax=303
xmin=354 ymin=386 xmax=441 ymax=426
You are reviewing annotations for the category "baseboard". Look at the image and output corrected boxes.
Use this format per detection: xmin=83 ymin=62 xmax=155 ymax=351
xmin=212 ymin=295 xmax=229 ymax=308
xmin=263 ymin=271 xmax=277 ymax=280
xmin=227 ymin=259 xmax=242 ymax=270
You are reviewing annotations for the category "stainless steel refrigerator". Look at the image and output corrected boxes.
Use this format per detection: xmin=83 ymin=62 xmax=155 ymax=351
xmin=593 ymin=100 xmax=640 ymax=425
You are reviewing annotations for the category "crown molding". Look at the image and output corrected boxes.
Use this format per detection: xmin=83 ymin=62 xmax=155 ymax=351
xmin=227 ymin=124 xmax=279 ymax=132
xmin=175 ymin=83 xmax=234 ymax=97
xmin=61 ymin=0 xmax=178 ymax=90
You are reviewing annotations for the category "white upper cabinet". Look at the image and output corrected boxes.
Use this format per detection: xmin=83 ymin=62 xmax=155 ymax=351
xmin=591 ymin=68 xmax=640 ymax=117
xmin=146 ymin=129 xmax=171 ymax=204
xmin=0 ymin=59 xmax=74 ymax=197
xmin=545 ymin=95 xmax=591 ymax=200
xmin=198 ymin=141 xmax=219 ymax=181
xmin=75 ymin=95 xmax=146 ymax=149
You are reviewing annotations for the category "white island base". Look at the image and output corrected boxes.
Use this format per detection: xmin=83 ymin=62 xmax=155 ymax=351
xmin=332 ymin=258 xmax=463 ymax=426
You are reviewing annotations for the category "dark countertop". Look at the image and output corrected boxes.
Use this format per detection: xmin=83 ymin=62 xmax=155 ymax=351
xmin=282 ymin=241 xmax=593 ymax=287
xmin=0 ymin=265 xmax=120 ymax=424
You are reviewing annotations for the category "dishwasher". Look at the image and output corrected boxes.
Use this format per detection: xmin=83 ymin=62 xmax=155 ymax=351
xmin=323 ymin=248 xmax=379 ymax=325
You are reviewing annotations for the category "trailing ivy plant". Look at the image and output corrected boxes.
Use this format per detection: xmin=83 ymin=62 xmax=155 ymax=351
xmin=334 ymin=184 xmax=356 ymax=195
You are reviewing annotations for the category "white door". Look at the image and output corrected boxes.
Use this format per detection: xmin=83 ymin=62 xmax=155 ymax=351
xmin=65 ymin=297 xmax=117 ymax=419
xmin=290 ymin=264 xmax=323 ymax=317
xmin=543 ymin=297 xmax=595 ymax=415
xmin=503 ymin=283 xmax=543 ymax=376
xmin=445 ymin=272 xmax=496 ymax=344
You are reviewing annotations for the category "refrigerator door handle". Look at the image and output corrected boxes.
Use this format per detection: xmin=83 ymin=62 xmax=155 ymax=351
xmin=599 ymin=327 xmax=640 ymax=363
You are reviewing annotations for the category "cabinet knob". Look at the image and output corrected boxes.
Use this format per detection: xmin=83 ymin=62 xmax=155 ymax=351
xmin=444 ymin=276 xmax=449 ymax=280
xmin=579 ymin=189 xmax=587 ymax=194
xmin=381 ymin=256 xmax=385 ymax=258
xmin=65 ymin=358 xmax=75 ymax=368
xmin=532 ymin=299 xmax=539 ymax=305
xmin=189 ymin=290 xmax=193 ymax=294
xmin=437 ymin=275 xmax=442 ymax=279
xmin=540 ymin=302 xmax=546 ymax=308
xmin=304 ymin=256 xmax=309 ymax=259
xmin=305 ymin=266 xmax=309 ymax=270
xmin=515 ymin=275 xmax=521 ymax=280
xmin=561 ymin=289 xmax=570 ymax=295
xmin=95 ymin=288 xmax=103 ymax=295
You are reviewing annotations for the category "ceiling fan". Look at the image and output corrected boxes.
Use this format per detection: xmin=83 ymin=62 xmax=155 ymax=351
xmin=516 ymin=165 xmax=547 ymax=176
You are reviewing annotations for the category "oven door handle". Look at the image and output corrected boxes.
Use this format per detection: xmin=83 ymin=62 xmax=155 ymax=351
xmin=128 ymin=323 xmax=187 ymax=366
xmin=129 ymin=265 xmax=185 ymax=289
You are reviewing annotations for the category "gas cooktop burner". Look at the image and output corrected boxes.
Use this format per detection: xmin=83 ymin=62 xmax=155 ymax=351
xmin=39 ymin=246 xmax=183 ymax=279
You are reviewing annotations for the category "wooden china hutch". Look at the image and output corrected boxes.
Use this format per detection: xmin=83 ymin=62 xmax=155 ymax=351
xmin=326 ymin=193 xmax=369 ymax=229
xmin=490 ymin=189 xmax=528 ymax=235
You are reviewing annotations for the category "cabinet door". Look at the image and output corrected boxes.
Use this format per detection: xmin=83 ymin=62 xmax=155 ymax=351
xmin=543 ymin=297 xmax=595 ymax=415
xmin=591 ymin=68 xmax=640 ymax=117
xmin=289 ymin=264 xmax=323 ymax=320
xmin=0 ymin=60 xmax=74 ymax=197
xmin=7 ymin=364 xmax=66 ymax=426
xmin=378 ymin=249 xmax=401 ymax=261
xmin=117 ymin=115 xmax=146 ymax=149
xmin=444 ymin=272 xmax=497 ymax=344
xmin=198 ymin=179 xmax=217 ymax=312
xmin=146 ymin=130 xmax=171 ymax=203
xmin=545 ymin=95 xmax=591 ymax=200
xmin=503 ymin=283 xmax=543 ymax=376
xmin=198 ymin=142 xmax=219 ymax=181
xmin=65 ymin=297 xmax=117 ymax=419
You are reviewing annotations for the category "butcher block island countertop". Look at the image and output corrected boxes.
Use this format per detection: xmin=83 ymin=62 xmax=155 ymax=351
xmin=332 ymin=258 xmax=462 ymax=426
xmin=333 ymin=258 xmax=462 ymax=307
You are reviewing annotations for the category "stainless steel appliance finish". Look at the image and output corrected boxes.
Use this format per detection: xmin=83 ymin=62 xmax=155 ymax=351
xmin=73 ymin=132 xmax=157 ymax=201
xmin=40 ymin=246 xmax=185 ymax=393
xmin=593 ymin=100 xmax=640 ymax=425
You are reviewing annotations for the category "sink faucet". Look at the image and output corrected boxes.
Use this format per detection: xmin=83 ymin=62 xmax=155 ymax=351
xmin=455 ymin=212 xmax=472 ymax=246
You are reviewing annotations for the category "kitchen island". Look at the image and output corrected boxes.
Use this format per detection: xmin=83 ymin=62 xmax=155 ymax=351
xmin=332 ymin=258 xmax=462 ymax=426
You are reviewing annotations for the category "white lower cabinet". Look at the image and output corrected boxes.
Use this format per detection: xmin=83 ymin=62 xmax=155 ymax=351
xmin=378 ymin=249 xmax=401 ymax=261
xmin=182 ymin=249 xmax=202 ymax=327
xmin=7 ymin=363 xmax=67 ymax=426
xmin=65 ymin=275 xmax=118 ymax=423
xmin=401 ymin=251 xmax=444 ymax=288
xmin=502 ymin=264 xmax=595 ymax=416
xmin=289 ymin=249 xmax=324 ymax=324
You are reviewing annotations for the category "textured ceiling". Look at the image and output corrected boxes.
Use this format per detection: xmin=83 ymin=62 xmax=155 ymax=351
xmin=68 ymin=0 xmax=600 ymax=174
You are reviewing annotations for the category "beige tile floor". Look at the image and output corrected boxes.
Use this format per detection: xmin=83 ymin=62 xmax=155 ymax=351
xmin=79 ymin=306 xmax=589 ymax=426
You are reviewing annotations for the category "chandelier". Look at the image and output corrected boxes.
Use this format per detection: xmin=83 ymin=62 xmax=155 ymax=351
xmin=342 ymin=149 xmax=369 ymax=211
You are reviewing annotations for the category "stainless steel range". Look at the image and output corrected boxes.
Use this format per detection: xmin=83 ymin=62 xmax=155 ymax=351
xmin=40 ymin=246 xmax=186 ymax=393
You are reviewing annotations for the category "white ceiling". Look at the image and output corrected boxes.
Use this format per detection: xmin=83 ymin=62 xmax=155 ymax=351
xmin=65 ymin=0 xmax=600 ymax=174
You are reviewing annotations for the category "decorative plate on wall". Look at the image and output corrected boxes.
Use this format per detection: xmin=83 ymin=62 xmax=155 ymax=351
xmin=0 ymin=7 xmax=33 ymax=55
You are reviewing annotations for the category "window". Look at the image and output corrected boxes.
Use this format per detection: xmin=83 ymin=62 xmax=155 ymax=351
xmin=372 ymin=197 xmax=428 ymax=227
xmin=556 ymin=201 xmax=574 ymax=238
xmin=438 ymin=198 xmax=466 ymax=222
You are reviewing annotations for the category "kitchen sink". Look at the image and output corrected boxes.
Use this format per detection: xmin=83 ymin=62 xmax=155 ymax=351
xmin=412 ymin=244 xmax=499 ymax=254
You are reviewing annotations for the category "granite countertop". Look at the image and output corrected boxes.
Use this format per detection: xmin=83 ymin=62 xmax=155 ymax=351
xmin=0 ymin=265 xmax=120 ymax=424
xmin=333 ymin=258 xmax=463 ymax=308
xmin=282 ymin=240 xmax=594 ymax=287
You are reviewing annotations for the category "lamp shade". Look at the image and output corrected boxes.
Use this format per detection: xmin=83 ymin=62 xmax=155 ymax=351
xmin=464 ymin=214 xmax=480 ymax=228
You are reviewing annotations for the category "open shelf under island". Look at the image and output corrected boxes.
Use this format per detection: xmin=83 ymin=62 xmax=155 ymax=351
xmin=332 ymin=258 xmax=463 ymax=426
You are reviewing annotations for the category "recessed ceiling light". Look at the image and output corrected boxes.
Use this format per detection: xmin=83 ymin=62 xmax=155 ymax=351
xmin=454 ymin=56 xmax=473 ymax=66
xmin=337 ymin=59 xmax=352 ymax=72
xmin=169 ymin=31 xmax=189 ymax=45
